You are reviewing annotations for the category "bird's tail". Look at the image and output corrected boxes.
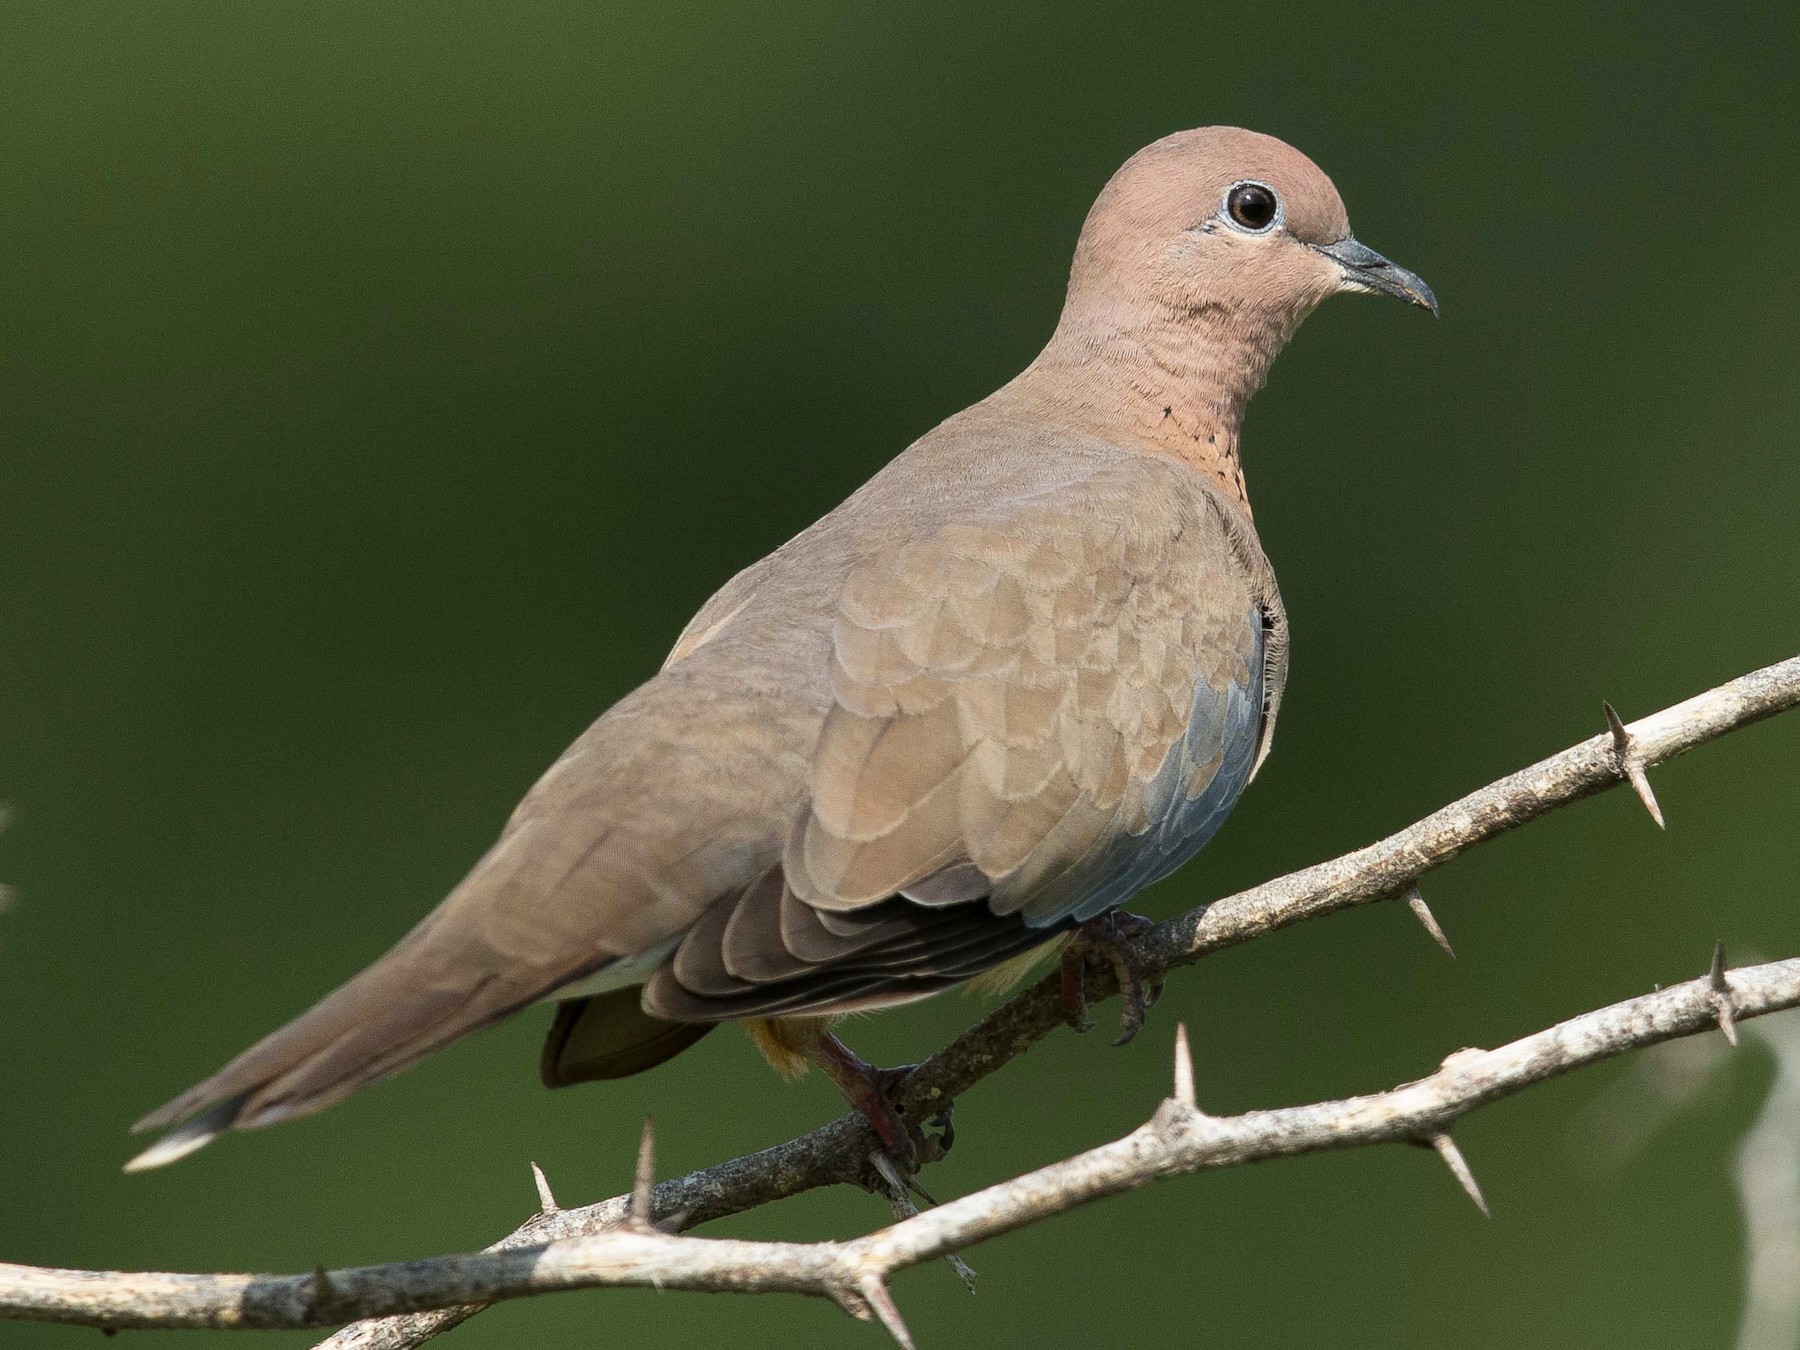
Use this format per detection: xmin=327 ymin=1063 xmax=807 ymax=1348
xmin=126 ymin=917 xmax=567 ymax=1171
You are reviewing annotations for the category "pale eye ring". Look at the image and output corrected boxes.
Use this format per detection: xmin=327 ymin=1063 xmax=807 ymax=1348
xmin=1223 ymin=181 xmax=1281 ymax=234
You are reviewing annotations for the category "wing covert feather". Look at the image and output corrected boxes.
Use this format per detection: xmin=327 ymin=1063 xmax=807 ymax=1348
xmin=786 ymin=463 xmax=1278 ymax=929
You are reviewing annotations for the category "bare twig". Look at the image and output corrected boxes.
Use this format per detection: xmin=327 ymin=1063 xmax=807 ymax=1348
xmin=193 ymin=654 xmax=1800 ymax=1348
xmin=1 ymin=656 xmax=1795 ymax=1345
xmin=4 ymin=959 xmax=1797 ymax=1336
xmin=211 ymin=652 xmax=1800 ymax=1348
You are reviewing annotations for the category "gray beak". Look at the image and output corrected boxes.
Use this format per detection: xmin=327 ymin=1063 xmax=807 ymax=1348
xmin=1315 ymin=237 xmax=1439 ymax=316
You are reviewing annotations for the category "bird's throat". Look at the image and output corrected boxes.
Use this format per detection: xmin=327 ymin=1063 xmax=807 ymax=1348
xmin=1003 ymin=302 xmax=1295 ymax=517
xmin=1136 ymin=391 xmax=1251 ymax=512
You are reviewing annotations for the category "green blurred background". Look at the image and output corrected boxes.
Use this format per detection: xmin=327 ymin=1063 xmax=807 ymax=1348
xmin=3 ymin=2 xmax=1798 ymax=1346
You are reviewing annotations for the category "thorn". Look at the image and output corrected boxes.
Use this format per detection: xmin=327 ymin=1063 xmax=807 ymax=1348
xmin=308 ymin=1265 xmax=336 ymax=1304
xmin=1604 ymin=701 xmax=1665 ymax=828
xmin=1404 ymin=884 xmax=1455 ymax=959
xmin=948 ymin=1251 xmax=977 ymax=1293
xmin=655 ymin=1207 xmax=692 ymax=1235
xmin=869 ymin=1149 xmax=908 ymax=1202
xmin=869 ymin=1149 xmax=935 ymax=1207
xmin=858 ymin=1273 xmax=917 ymax=1350
xmin=832 ymin=1284 xmax=874 ymax=1322
xmin=529 ymin=1161 xmax=558 ymax=1214
xmin=1707 ymin=940 xmax=1739 ymax=1047
xmin=630 ymin=1115 xmax=657 ymax=1232
xmin=1426 ymin=1131 xmax=1490 ymax=1218
xmin=1172 ymin=1022 xmax=1196 ymax=1108
xmin=866 ymin=1151 xmax=962 ymax=1286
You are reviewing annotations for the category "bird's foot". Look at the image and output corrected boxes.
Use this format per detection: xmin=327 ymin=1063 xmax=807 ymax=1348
xmin=806 ymin=1031 xmax=952 ymax=1179
xmin=1059 ymin=911 xmax=1163 ymax=1046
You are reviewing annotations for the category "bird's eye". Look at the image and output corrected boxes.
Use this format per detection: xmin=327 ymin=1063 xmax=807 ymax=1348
xmin=1225 ymin=182 xmax=1280 ymax=233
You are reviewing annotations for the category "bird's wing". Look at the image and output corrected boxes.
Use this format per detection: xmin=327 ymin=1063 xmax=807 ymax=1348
xmin=641 ymin=461 xmax=1281 ymax=1022
xmin=794 ymin=461 xmax=1272 ymax=922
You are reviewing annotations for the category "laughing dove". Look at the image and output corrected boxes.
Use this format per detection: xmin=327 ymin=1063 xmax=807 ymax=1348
xmin=129 ymin=126 xmax=1435 ymax=1170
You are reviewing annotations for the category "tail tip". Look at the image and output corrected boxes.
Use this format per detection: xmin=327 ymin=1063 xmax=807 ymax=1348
xmin=123 ymin=1095 xmax=247 ymax=1173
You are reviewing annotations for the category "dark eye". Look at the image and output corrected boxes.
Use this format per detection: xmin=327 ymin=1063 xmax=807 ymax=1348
xmin=1226 ymin=182 xmax=1279 ymax=233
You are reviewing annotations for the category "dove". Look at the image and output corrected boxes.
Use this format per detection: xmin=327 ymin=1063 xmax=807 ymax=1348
xmin=128 ymin=126 xmax=1435 ymax=1172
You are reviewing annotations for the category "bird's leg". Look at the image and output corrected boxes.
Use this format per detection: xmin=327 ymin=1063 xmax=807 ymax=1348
xmin=793 ymin=1023 xmax=949 ymax=1173
xmin=1058 ymin=940 xmax=1097 ymax=1034
xmin=1058 ymin=911 xmax=1163 ymax=1046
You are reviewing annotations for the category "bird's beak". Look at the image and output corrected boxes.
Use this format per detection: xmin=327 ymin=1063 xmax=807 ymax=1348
xmin=1315 ymin=237 xmax=1439 ymax=316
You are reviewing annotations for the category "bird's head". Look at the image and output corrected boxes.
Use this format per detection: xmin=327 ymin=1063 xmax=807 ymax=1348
xmin=1062 ymin=126 xmax=1437 ymax=340
xmin=1016 ymin=126 xmax=1438 ymax=503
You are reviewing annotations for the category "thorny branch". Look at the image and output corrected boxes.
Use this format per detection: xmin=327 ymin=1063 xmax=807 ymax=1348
xmin=5 ymin=962 xmax=1799 ymax=1345
xmin=1 ymin=654 xmax=1796 ymax=1345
